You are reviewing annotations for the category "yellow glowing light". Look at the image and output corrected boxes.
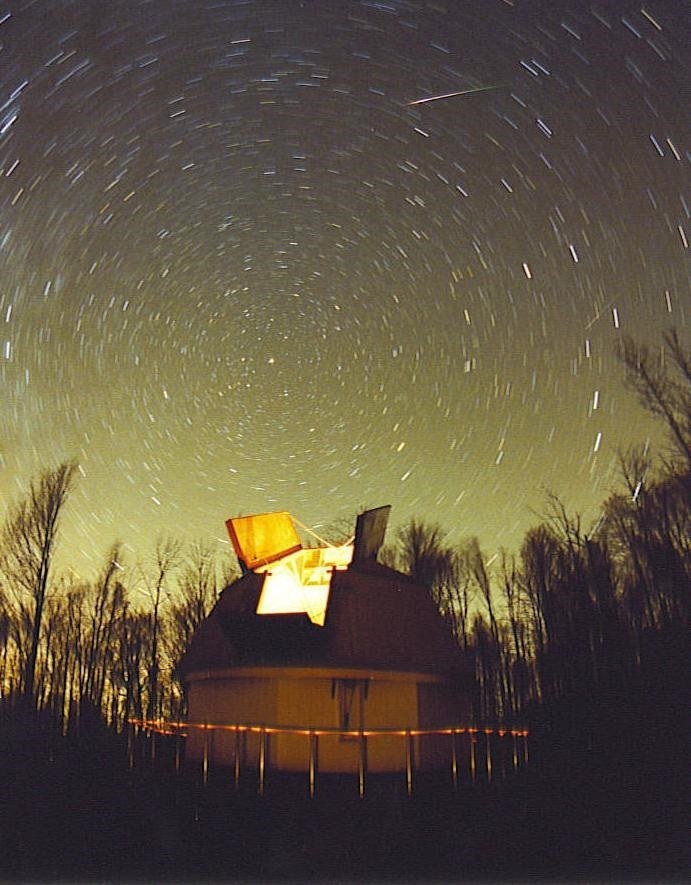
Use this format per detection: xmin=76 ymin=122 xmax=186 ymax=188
xmin=255 ymin=545 xmax=354 ymax=626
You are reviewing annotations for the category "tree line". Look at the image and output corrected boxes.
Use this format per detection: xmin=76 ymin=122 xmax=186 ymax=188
xmin=0 ymin=487 xmax=237 ymax=731
xmin=0 ymin=332 xmax=688 ymax=739
xmin=383 ymin=330 xmax=689 ymax=730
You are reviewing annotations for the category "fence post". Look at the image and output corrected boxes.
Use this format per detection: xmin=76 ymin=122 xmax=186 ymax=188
xmin=174 ymin=717 xmax=181 ymax=773
xmin=469 ymin=730 xmax=477 ymax=784
xmin=234 ymin=726 xmax=241 ymax=790
xmin=405 ymin=730 xmax=414 ymax=796
xmin=127 ymin=720 xmax=135 ymax=770
xmin=308 ymin=730 xmax=318 ymax=798
xmin=451 ymin=730 xmax=458 ymax=791
xmin=202 ymin=723 xmax=209 ymax=785
xmin=258 ymin=727 xmax=267 ymax=796
xmin=358 ymin=731 xmax=367 ymax=799
xmin=485 ymin=730 xmax=492 ymax=783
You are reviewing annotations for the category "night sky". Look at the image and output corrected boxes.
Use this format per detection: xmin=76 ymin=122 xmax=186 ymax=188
xmin=0 ymin=0 xmax=688 ymax=578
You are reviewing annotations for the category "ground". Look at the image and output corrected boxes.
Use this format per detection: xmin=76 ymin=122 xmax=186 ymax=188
xmin=0 ymin=712 xmax=687 ymax=883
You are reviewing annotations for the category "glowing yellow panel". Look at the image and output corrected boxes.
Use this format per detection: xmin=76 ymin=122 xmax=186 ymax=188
xmin=257 ymin=568 xmax=330 ymax=627
xmin=254 ymin=545 xmax=354 ymax=626
xmin=226 ymin=511 xmax=302 ymax=570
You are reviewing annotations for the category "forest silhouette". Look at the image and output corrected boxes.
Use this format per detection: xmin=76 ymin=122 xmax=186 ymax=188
xmin=0 ymin=332 xmax=688 ymax=881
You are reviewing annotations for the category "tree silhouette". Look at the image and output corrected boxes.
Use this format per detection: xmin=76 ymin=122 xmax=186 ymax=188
xmin=394 ymin=518 xmax=451 ymax=588
xmin=140 ymin=537 xmax=181 ymax=722
xmin=618 ymin=330 xmax=691 ymax=469
xmin=81 ymin=544 xmax=125 ymax=714
xmin=0 ymin=460 xmax=77 ymax=702
xmin=166 ymin=540 xmax=226 ymax=716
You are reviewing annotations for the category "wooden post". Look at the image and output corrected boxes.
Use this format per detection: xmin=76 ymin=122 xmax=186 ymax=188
xmin=358 ymin=731 xmax=367 ymax=799
xmin=470 ymin=731 xmax=477 ymax=784
xmin=499 ymin=731 xmax=507 ymax=781
xmin=258 ymin=727 xmax=266 ymax=796
xmin=127 ymin=721 xmax=135 ymax=770
xmin=202 ymin=723 xmax=209 ymax=786
xmin=451 ymin=730 xmax=458 ymax=791
xmin=234 ymin=726 xmax=241 ymax=791
xmin=150 ymin=726 xmax=156 ymax=765
xmin=405 ymin=730 xmax=414 ymax=796
xmin=308 ymin=730 xmax=318 ymax=799
xmin=485 ymin=730 xmax=492 ymax=783
xmin=174 ymin=716 xmax=182 ymax=774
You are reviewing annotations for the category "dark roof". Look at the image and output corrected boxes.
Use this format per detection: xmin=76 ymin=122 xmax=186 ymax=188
xmin=177 ymin=560 xmax=466 ymax=680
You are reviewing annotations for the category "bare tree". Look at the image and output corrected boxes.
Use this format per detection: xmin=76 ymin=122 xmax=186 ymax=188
xmin=114 ymin=607 xmax=149 ymax=726
xmin=441 ymin=550 xmax=474 ymax=649
xmin=618 ymin=331 xmax=691 ymax=469
xmin=519 ymin=525 xmax=560 ymax=701
xmin=499 ymin=550 xmax=534 ymax=716
xmin=600 ymin=465 xmax=690 ymax=636
xmin=167 ymin=541 xmax=221 ymax=668
xmin=461 ymin=537 xmax=509 ymax=718
xmin=0 ymin=586 xmax=11 ymax=696
xmin=395 ymin=518 xmax=450 ymax=589
xmin=0 ymin=461 xmax=77 ymax=702
xmin=82 ymin=543 xmax=125 ymax=715
xmin=140 ymin=537 xmax=181 ymax=721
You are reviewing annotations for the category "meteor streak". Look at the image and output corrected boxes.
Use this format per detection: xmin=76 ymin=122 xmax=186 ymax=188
xmin=407 ymin=84 xmax=504 ymax=106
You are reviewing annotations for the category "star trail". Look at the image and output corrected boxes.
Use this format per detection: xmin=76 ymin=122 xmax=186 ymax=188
xmin=0 ymin=0 xmax=688 ymax=577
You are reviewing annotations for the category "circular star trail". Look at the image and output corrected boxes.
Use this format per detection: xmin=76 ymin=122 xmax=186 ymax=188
xmin=0 ymin=0 xmax=688 ymax=575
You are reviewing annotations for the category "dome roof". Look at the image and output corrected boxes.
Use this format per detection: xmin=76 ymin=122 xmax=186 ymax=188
xmin=177 ymin=558 xmax=466 ymax=680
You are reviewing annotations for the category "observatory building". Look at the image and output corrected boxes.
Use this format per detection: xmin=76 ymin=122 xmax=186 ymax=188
xmin=177 ymin=506 xmax=471 ymax=776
